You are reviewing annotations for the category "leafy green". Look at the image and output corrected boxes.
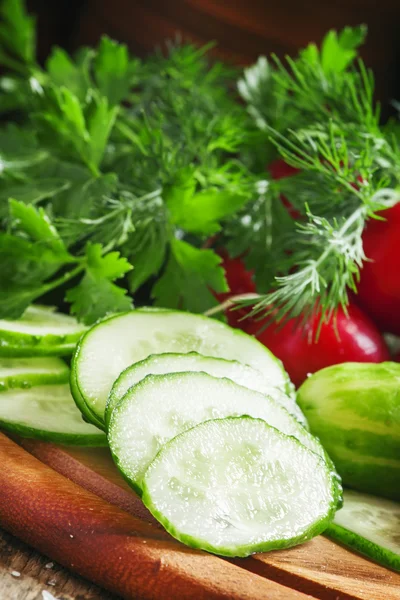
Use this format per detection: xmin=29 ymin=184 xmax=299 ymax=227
xmin=46 ymin=47 xmax=92 ymax=102
xmin=0 ymin=0 xmax=35 ymax=70
xmin=319 ymin=25 xmax=367 ymax=74
xmin=8 ymin=198 xmax=69 ymax=256
xmin=38 ymin=87 xmax=118 ymax=175
xmin=164 ymin=167 xmax=251 ymax=235
xmin=66 ymin=243 xmax=133 ymax=324
xmin=152 ymin=239 xmax=228 ymax=312
xmin=0 ymin=0 xmax=398 ymax=330
xmin=94 ymin=36 xmax=138 ymax=105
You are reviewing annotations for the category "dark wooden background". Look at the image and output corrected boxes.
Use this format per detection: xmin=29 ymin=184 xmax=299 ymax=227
xmin=27 ymin=0 xmax=400 ymax=110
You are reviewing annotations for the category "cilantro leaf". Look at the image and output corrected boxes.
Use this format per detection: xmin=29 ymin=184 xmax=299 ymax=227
xmin=152 ymin=239 xmax=228 ymax=312
xmin=66 ymin=243 xmax=133 ymax=324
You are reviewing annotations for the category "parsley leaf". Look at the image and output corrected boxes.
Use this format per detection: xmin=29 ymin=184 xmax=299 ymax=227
xmin=46 ymin=47 xmax=92 ymax=102
xmin=152 ymin=239 xmax=228 ymax=312
xmin=0 ymin=0 xmax=35 ymax=70
xmin=8 ymin=198 xmax=70 ymax=256
xmin=66 ymin=243 xmax=133 ymax=324
xmin=94 ymin=36 xmax=138 ymax=105
xmin=0 ymin=200 xmax=79 ymax=317
xmin=39 ymin=87 xmax=118 ymax=175
xmin=319 ymin=25 xmax=367 ymax=74
xmin=165 ymin=167 xmax=251 ymax=235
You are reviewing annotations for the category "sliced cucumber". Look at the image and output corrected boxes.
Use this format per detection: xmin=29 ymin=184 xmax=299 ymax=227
xmin=0 ymin=305 xmax=86 ymax=357
xmin=108 ymin=372 xmax=334 ymax=495
xmin=326 ymin=490 xmax=400 ymax=572
xmin=0 ymin=357 xmax=69 ymax=390
xmin=0 ymin=382 xmax=106 ymax=445
xmin=72 ymin=309 xmax=292 ymax=426
xmin=142 ymin=417 xmax=338 ymax=557
xmin=105 ymin=352 xmax=306 ymax=428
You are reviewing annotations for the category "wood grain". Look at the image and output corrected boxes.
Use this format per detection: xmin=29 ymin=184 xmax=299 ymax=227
xmin=0 ymin=433 xmax=311 ymax=600
xmin=0 ymin=528 xmax=116 ymax=600
xmin=75 ymin=0 xmax=400 ymax=107
xmin=19 ymin=438 xmax=400 ymax=600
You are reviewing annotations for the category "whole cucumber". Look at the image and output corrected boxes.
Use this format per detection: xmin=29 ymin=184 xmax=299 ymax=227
xmin=297 ymin=362 xmax=400 ymax=501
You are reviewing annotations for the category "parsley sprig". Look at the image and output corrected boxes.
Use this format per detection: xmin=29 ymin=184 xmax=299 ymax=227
xmin=0 ymin=0 xmax=258 ymax=323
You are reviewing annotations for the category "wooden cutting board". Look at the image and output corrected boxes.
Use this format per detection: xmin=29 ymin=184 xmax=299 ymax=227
xmin=0 ymin=433 xmax=399 ymax=600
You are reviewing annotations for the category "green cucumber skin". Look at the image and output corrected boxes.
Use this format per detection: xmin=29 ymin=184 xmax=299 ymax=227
xmin=326 ymin=453 xmax=400 ymax=502
xmin=326 ymin=523 xmax=400 ymax=573
xmin=72 ymin=308 xmax=293 ymax=425
xmin=143 ymin=492 xmax=336 ymax=558
xmin=0 ymin=369 xmax=69 ymax=391
xmin=70 ymin=351 xmax=107 ymax=431
xmin=297 ymin=362 xmax=400 ymax=501
xmin=0 ymin=420 xmax=107 ymax=446
xmin=141 ymin=417 xmax=340 ymax=558
xmin=105 ymin=351 xmax=304 ymax=429
xmin=0 ymin=330 xmax=81 ymax=357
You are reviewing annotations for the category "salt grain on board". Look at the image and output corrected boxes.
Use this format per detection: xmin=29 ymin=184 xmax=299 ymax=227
xmin=45 ymin=562 xmax=54 ymax=569
xmin=11 ymin=571 xmax=20 ymax=577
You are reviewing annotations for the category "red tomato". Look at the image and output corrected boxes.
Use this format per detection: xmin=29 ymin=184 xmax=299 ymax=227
xmin=215 ymin=252 xmax=256 ymax=328
xmin=245 ymin=303 xmax=390 ymax=387
xmin=268 ymin=159 xmax=300 ymax=180
xmin=357 ymin=203 xmax=400 ymax=335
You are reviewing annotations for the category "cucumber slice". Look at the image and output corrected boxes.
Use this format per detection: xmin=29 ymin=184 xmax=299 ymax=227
xmin=0 ymin=357 xmax=69 ymax=390
xmin=142 ymin=417 xmax=338 ymax=557
xmin=108 ymin=372 xmax=335 ymax=495
xmin=105 ymin=352 xmax=306 ymax=428
xmin=72 ymin=309 xmax=291 ymax=425
xmin=0 ymin=305 xmax=86 ymax=357
xmin=326 ymin=490 xmax=400 ymax=572
xmin=0 ymin=382 xmax=106 ymax=445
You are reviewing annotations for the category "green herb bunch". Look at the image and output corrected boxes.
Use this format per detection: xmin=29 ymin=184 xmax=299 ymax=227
xmin=229 ymin=26 xmax=400 ymax=329
xmin=0 ymin=0 xmax=260 ymax=323
xmin=0 ymin=0 xmax=399 ymax=328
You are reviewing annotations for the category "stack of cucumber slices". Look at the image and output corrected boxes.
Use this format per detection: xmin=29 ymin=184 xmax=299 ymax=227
xmin=1 ymin=306 xmax=398 ymax=567
xmin=70 ymin=308 xmax=342 ymax=557
xmin=0 ymin=306 xmax=106 ymax=445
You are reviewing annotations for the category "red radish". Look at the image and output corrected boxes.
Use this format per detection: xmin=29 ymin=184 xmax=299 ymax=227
xmin=357 ymin=203 xmax=400 ymax=335
xmin=245 ymin=303 xmax=390 ymax=387
xmin=395 ymin=352 xmax=400 ymax=363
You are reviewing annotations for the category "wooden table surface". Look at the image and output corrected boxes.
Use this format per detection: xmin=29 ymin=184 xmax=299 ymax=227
xmin=0 ymin=528 xmax=118 ymax=600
